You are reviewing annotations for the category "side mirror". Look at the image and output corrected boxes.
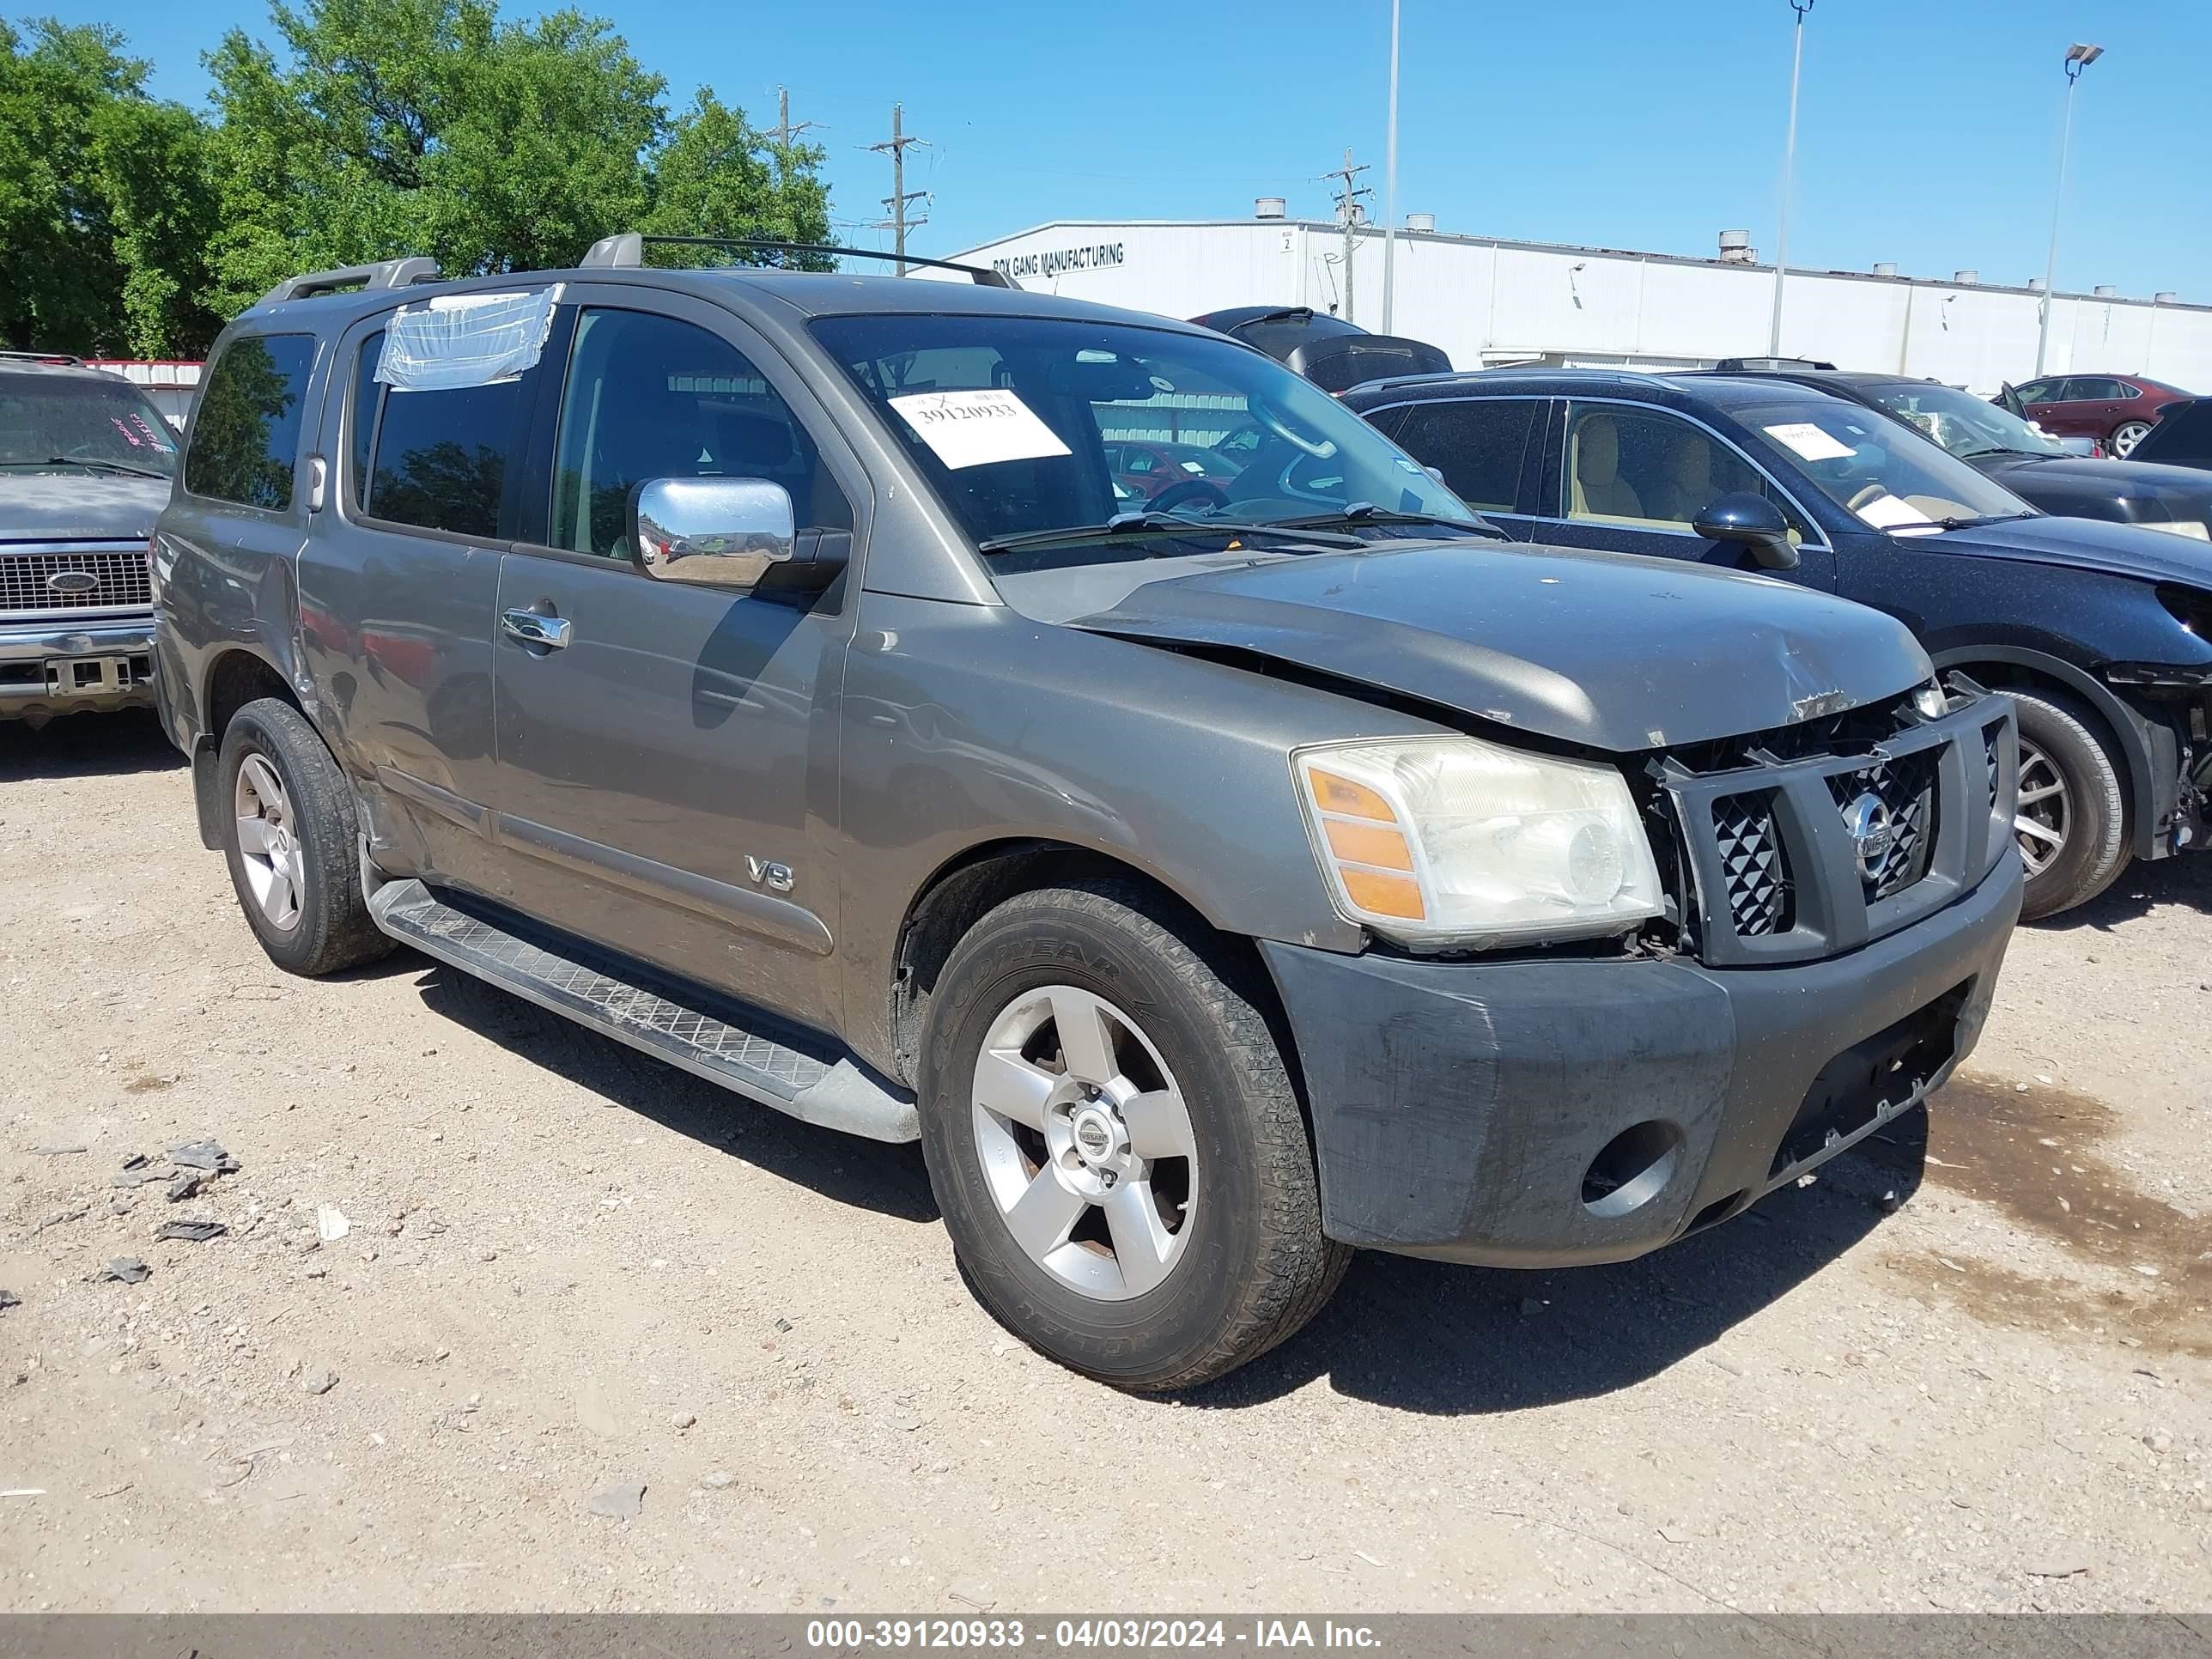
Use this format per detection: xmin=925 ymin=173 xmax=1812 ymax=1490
xmin=630 ymin=477 xmax=803 ymax=588
xmin=1692 ymin=491 xmax=1800 ymax=570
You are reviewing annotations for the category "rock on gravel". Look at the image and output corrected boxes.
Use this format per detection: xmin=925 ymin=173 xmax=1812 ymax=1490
xmin=303 ymin=1370 xmax=338 ymax=1395
xmin=588 ymin=1481 xmax=645 ymax=1520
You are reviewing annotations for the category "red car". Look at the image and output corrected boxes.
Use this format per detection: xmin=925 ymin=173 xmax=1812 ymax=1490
xmin=1106 ymin=440 xmax=1242 ymax=503
xmin=2008 ymin=373 xmax=2194 ymax=459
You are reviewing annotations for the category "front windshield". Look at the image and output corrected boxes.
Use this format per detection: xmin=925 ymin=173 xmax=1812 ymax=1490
xmin=1861 ymin=382 xmax=2067 ymax=461
xmin=811 ymin=313 xmax=1475 ymax=556
xmin=0 ymin=374 xmax=179 ymax=477
xmin=1745 ymin=398 xmax=2037 ymax=532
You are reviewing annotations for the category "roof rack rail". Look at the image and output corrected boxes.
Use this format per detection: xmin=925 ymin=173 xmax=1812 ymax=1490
xmin=0 ymin=349 xmax=86 ymax=366
xmin=260 ymin=257 xmax=442 ymax=307
xmin=579 ymin=234 xmax=1018 ymax=289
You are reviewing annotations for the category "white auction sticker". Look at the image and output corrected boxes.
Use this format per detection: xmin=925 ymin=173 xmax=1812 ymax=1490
xmin=890 ymin=389 xmax=1072 ymax=471
xmin=1763 ymin=422 xmax=1856 ymax=462
xmin=1855 ymin=491 xmax=1935 ymax=530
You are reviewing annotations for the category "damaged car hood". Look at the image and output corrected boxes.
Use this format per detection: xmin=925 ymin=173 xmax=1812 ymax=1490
xmin=1066 ymin=541 xmax=1929 ymax=752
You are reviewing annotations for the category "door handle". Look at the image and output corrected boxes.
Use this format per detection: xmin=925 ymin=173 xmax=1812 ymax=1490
xmin=501 ymin=608 xmax=572 ymax=650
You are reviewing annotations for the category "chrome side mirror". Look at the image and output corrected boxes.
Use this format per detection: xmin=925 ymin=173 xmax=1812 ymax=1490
xmin=629 ymin=477 xmax=795 ymax=588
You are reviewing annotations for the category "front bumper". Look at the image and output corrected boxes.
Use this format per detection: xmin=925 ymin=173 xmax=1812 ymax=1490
xmin=1261 ymin=848 xmax=2023 ymax=1267
xmin=0 ymin=617 xmax=157 ymax=721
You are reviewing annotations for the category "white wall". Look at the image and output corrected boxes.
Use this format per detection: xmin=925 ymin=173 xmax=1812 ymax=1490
xmin=941 ymin=220 xmax=2212 ymax=395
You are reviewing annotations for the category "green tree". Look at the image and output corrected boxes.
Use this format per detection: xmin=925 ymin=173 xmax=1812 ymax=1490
xmin=641 ymin=89 xmax=833 ymax=267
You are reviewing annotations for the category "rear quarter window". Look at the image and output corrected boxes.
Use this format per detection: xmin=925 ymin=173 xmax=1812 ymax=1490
xmin=184 ymin=334 xmax=319 ymax=510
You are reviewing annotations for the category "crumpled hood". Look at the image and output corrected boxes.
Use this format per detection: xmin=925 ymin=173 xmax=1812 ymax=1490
xmin=1928 ymin=514 xmax=2212 ymax=590
xmin=1067 ymin=540 xmax=1931 ymax=752
xmin=0 ymin=472 xmax=168 ymax=543
xmin=1981 ymin=455 xmax=2212 ymax=523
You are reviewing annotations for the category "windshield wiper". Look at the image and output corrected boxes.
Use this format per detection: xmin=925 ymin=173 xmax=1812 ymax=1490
xmin=13 ymin=454 xmax=171 ymax=480
xmin=1912 ymin=512 xmax=2039 ymax=531
xmin=975 ymin=512 xmax=1363 ymax=556
xmin=1270 ymin=502 xmax=1504 ymax=539
xmin=1958 ymin=447 xmax=2064 ymax=462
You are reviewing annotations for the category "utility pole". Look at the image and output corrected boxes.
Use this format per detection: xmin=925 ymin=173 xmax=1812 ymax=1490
xmin=2036 ymin=44 xmax=2105 ymax=377
xmin=770 ymin=87 xmax=820 ymax=173
xmin=867 ymin=103 xmax=929 ymax=276
xmin=1325 ymin=149 xmax=1372 ymax=325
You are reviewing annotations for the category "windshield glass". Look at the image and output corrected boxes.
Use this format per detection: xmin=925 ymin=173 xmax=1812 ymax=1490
xmin=1745 ymin=398 xmax=2035 ymax=531
xmin=811 ymin=313 xmax=1475 ymax=556
xmin=0 ymin=374 xmax=179 ymax=476
xmin=1860 ymin=382 xmax=2067 ymax=460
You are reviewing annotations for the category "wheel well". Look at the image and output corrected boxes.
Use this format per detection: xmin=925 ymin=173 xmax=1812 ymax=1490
xmin=1945 ymin=658 xmax=2134 ymax=804
xmin=204 ymin=652 xmax=299 ymax=747
xmin=888 ymin=839 xmax=1286 ymax=1088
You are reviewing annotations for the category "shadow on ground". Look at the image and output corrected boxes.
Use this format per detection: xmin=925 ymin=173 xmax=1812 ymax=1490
xmin=0 ymin=707 xmax=180 ymax=781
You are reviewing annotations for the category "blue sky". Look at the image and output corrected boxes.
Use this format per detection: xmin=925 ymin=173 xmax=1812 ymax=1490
xmin=43 ymin=0 xmax=2211 ymax=301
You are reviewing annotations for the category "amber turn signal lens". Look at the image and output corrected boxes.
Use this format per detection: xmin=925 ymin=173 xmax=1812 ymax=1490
xmin=1322 ymin=817 xmax=1414 ymax=872
xmin=1340 ymin=868 xmax=1425 ymax=919
xmin=1305 ymin=767 xmax=1395 ymax=822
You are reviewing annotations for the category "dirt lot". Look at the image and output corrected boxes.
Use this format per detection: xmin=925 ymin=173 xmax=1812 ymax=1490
xmin=2 ymin=711 xmax=2207 ymax=1614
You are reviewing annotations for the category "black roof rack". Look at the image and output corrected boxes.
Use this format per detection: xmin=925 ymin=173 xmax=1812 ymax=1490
xmin=1714 ymin=356 xmax=1838 ymax=373
xmin=579 ymin=233 xmax=1018 ymax=289
xmin=260 ymin=257 xmax=442 ymax=306
xmin=0 ymin=349 xmax=87 ymax=367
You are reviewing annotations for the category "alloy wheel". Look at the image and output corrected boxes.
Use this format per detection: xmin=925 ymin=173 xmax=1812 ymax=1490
xmin=969 ymin=984 xmax=1198 ymax=1301
xmin=2013 ymin=737 xmax=2071 ymax=878
xmin=234 ymin=753 xmax=305 ymax=930
xmin=2111 ymin=421 xmax=2153 ymax=458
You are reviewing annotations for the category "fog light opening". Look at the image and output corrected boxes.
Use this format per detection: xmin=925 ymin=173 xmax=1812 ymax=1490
xmin=1582 ymin=1120 xmax=1685 ymax=1218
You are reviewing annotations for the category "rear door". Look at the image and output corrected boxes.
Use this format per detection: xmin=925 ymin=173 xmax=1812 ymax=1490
xmin=298 ymin=306 xmax=543 ymax=895
xmin=1519 ymin=399 xmax=1834 ymax=584
xmin=488 ymin=288 xmax=866 ymax=1030
xmin=1383 ymin=395 xmax=1549 ymax=540
xmin=2035 ymin=378 xmax=2105 ymax=438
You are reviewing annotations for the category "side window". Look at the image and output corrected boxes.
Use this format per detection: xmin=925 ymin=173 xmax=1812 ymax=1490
xmin=1562 ymin=406 xmax=1779 ymax=532
xmin=1123 ymin=447 xmax=1155 ymax=476
xmin=184 ymin=333 xmax=318 ymax=510
xmin=2051 ymin=379 xmax=2092 ymax=403
xmin=363 ymin=375 xmax=520 ymax=539
xmin=1392 ymin=399 xmax=1536 ymax=511
xmin=550 ymin=307 xmax=852 ymax=559
xmin=2016 ymin=379 xmax=2056 ymax=404
xmin=349 ymin=331 xmax=382 ymax=513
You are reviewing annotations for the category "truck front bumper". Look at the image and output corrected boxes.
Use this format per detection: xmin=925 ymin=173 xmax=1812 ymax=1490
xmin=1261 ymin=849 xmax=2023 ymax=1267
xmin=0 ymin=617 xmax=156 ymax=723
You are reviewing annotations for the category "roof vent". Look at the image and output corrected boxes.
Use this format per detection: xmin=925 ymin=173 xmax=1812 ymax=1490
xmin=2028 ymin=277 xmax=2046 ymax=291
xmin=1254 ymin=197 xmax=1286 ymax=220
xmin=1871 ymin=262 xmax=1898 ymax=277
xmin=1953 ymin=270 xmax=1980 ymax=286
xmin=1406 ymin=212 xmax=1436 ymax=233
xmin=1717 ymin=229 xmax=1755 ymax=264
xmin=2155 ymin=291 xmax=2179 ymax=305
xmin=2093 ymin=284 xmax=2118 ymax=297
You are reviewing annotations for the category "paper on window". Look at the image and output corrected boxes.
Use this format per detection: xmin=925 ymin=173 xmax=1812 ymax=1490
xmin=1763 ymin=422 xmax=1856 ymax=462
xmin=1855 ymin=492 xmax=1934 ymax=531
xmin=375 ymin=283 xmax=564 ymax=392
xmin=890 ymin=389 xmax=1071 ymax=471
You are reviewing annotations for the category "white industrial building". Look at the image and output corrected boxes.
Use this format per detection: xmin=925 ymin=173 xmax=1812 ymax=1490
xmin=941 ymin=210 xmax=2212 ymax=396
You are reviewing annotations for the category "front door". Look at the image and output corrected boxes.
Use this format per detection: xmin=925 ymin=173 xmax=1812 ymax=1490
xmin=1522 ymin=400 xmax=1834 ymax=585
xmin=489 ymin=291 xmax=866 ymax=1030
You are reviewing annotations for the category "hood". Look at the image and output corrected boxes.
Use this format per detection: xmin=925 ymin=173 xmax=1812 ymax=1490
xmin=1066 ymin=541 xmax=1929 ymax=752
xmin=0 ymin=472 xmax=168 ymax=543
xmin=1978 ymin=455 xmax=2212 ymax=523
xmin=1923 ymin=514 xmax=2212 ymax=590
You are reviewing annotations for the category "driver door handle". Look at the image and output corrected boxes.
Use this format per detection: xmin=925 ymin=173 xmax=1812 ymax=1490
xmin=501 ymin=609 xmax=572 ymax=650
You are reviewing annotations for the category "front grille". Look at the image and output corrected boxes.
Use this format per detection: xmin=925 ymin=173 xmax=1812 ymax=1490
xmin=1711 ymin=792 xmax=1790 ymax=935
xmin=0 ymin=547 xmax=152 ymax=615
xmin=1825 ymin=748 xmax=1939 ymax=901
xmin=1984 ymin=724 xmax=2002 ymax=815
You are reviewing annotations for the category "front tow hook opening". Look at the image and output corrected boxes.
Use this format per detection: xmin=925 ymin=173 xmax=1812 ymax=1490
xmin=1581 ymin=1119 xmax=1686 ymax=1218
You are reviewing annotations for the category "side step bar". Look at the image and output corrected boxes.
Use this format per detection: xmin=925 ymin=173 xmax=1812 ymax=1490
xmin=368 ymin=878 xmax=919 ymax=1143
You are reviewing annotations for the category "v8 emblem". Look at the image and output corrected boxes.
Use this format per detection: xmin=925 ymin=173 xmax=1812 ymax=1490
xmin=745 ymin=855 xmax=795 ymax=894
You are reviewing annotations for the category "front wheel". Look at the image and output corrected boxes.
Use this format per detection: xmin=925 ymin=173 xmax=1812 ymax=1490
xmin=2009 ymin=690 xmax=2129 ymax=921
xmin=917 ymin=880 xmax=1347 ymax=1391
xmin=2110 ymin=420 xmax=2154 ymax=458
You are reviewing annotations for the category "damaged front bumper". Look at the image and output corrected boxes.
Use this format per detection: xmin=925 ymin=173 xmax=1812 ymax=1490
xmin=1261 ymin=848 xmax=2022 ymax=1267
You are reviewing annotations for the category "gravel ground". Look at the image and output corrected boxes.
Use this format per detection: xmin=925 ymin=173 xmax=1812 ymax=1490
xmin=1 ymin=710 xmax=2206 ymax=1613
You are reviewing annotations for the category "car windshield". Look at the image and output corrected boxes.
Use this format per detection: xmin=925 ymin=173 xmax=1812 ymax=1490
xmin=811 ymin=313 xmax=1476 ymax=558
xmin=1862 ymin=382 xmax=2068 ymax=461
xmin=1743 ymin=398 xmax=2036 ymax=532
xmin=0 ymin=374 xmax=179 ymax=477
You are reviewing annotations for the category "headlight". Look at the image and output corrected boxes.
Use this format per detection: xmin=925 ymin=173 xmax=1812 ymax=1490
xmin=1293 ymin=736 xmax=1665 ymax=951
xmin=2143 ymin=519 xmax=2211 ymax=541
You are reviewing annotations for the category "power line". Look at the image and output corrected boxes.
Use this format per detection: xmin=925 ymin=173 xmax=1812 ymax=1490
xmin=1324 ymin=148 xmax=1372 ymax=325
xmin=866 ymin=103 xmax=930 ymax=276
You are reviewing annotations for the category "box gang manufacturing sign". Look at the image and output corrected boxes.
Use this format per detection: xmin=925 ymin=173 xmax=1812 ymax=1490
xmin=990 ymin=242 xmax=1127 ymax=282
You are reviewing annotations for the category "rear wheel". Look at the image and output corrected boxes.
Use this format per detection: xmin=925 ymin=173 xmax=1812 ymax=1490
xmin=218 ymin=698 xmax=393 ymax=975
xmin=917 ymin=880 xmax=1347 ymax=1391
xmin=2110 ymin=419 xmax=2154 ymax=458
xmin=2009 ymin=690 xmax=2129 ymax=920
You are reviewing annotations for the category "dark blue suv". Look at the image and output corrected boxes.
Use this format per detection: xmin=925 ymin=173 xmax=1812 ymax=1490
xmin=1345 ymin=369 xmax=2212 ymax=919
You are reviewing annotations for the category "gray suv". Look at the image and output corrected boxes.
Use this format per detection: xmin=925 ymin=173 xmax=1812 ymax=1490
xmin=3 ymin=353 xmax=174 ymax=724
xmin=154 ymin=241 xmax=2024 ymax=1389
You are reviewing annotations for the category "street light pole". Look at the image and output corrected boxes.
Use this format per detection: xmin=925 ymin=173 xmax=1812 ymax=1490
xmin=2035 ymin=43 xmax=2104 ymax=377
xmin=1766 ymin=0 xmax=1812 ymax=357
xmin=1382 ymin=0 xmax=1401 ymax=334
